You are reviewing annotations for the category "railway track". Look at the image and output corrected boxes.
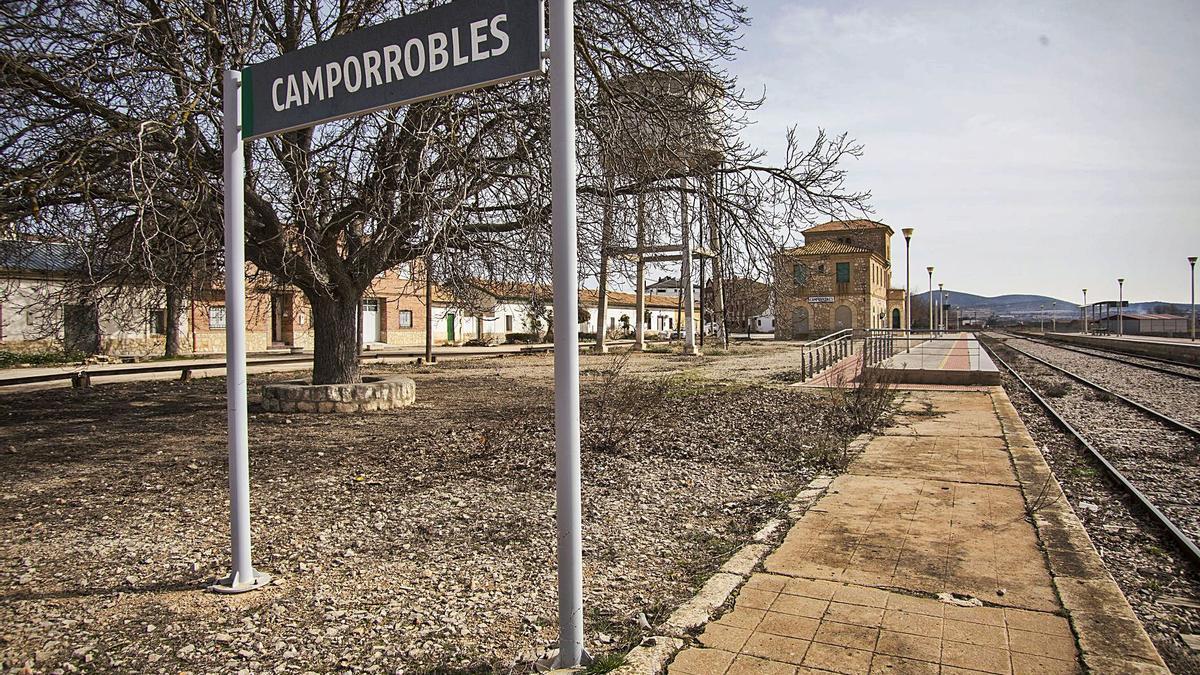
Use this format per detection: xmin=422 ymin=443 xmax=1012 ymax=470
xmin=980 ymin=336 xmax=1200 ymax=566
xmin=1012 ymin=332 xmax=1200 ymax=382
xmin=992 ymin=333 xmax=1200 ymax=436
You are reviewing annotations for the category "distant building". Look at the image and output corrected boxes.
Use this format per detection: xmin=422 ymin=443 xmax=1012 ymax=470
xmin=1092 ymin=313 xmax=1189 ymax=337
xmin=645 ymin=276 xmax=698 ymax=298
xmin=772 ymin=220 xmax=907 ymax=338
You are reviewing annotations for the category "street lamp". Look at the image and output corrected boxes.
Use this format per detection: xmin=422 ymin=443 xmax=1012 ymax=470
xmin=938 ymin=283 xmax=944 ymax=332
xmin=927 ymin=266 xmax=934 ymax=335
xmin=1082 ymin=289 xmax=1087 ymax=334
xmin=903 ymin=228 xmax=913 ymax=351
xmin=1189 ymin=257 xmax=1197 ymax=341
xmin=1040 ymin=303 xmax=1045 ymax=333
xmin=1052 ymin=301 xmax=1057 ymax=332
xmin=1117 ymin=278 xmax=1125 ymax=337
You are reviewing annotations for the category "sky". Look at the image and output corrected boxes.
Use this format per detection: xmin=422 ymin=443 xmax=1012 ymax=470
xmin=726 ymin=0 xmax=1200 ymax=304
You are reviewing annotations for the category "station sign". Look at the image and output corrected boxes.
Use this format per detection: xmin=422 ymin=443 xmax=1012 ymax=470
xmin=240 ymin=0 xmax=543 ymax=139
xmin=807 ymin=296 xmax=835 ymax=303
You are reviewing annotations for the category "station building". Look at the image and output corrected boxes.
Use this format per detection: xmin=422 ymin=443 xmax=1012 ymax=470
xmin=773 ymin=219 xmax=907 ymax=339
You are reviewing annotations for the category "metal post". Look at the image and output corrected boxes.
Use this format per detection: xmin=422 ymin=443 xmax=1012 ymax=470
xmin=902 ymin=228 xmax=913 ymax=352
xmin=680 ymin=177 xmax=699 ymax=355
xmin=927 ymin=267 xmax=934 ymax=336
xmin=1189 ymin=257 xmax=1197 ymax=341
xmin=549 ymin=0 xmax=586 ymax=665
xmin=425 ymin=254 xmax=434 ymax=364
xmin=1082 ymin=289 xmax=1087 ymax=334
xmin=210 ymin=69 xmax=270 ymax=595
xmin=634 ymin=192 xmax=646 ymax=351
xmin=937 ymin=283 xmax=944 ymax=333
xmin=1118 ymin=278 xmax=1125 ymax=337
xmin=1051 ymin=301 xmax=1056 ymax=332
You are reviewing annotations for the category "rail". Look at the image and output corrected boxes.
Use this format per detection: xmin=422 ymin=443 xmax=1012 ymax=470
xmin=996 ymin=338 xmax=1200 ymax=438
xmin=980 ymin=337 xmax=1200 ymax=565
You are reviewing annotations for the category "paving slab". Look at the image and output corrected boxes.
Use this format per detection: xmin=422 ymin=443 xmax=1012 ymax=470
xmin=668 ymin=388 xmax=1166 ymax=675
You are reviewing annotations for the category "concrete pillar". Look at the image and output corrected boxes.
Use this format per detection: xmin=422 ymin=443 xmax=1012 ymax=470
xmin=681 ymin=176 xmax=699 ymax=356
xmin=593 ymin=174 xmax=613 ymax=353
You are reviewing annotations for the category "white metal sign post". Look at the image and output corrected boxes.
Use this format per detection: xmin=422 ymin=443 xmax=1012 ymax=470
xmin=548 ymin=0 xmax=586 ymax=665
xmin=210 ymin=69 xmax=269 ymax=594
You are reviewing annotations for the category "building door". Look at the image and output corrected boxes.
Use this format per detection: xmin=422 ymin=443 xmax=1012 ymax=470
xmin=361 ymin=299 xmax=379 ymax=343
xmin=271 ymin=293 xmax=294 ymax=346
xmin=792 ymin=308 xmax=809 ymax=335
xmin=446 ymin=313 xmax=456 ymax=342
xmin=834 ymin=305 xmax=853 ymax=330
xmin=892 ymin=308 xmax=901 ymax=329
xmin=64 ymin=304 xmax=101 ymax=354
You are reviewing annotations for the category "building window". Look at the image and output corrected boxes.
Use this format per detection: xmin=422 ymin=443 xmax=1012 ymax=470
xmin=505 ymin=314 xmax=513 ymax=332
xmin=398 ymin=309 xmax=413 ymax=328
xmin=836 ymin=262 xmax=851 ymax=283
xmin=792 ymin=263 xmax=807 ymax=284
xmin=208 ymin=306 xmax=226 ymax=329
xmin=149 ymin=309 xmax=166 ymax=335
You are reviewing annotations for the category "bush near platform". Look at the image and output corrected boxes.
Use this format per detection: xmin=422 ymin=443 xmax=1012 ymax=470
xmin=0 ymin=349 xmax=84 ymax=368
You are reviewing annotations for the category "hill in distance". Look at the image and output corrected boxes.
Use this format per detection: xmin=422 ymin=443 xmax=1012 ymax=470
xmin=917 ymin=290 xmax=1191 ymax=316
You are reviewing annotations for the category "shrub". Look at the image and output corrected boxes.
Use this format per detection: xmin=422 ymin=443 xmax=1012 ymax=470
xmin=582 ymin=351 xmax=671 ymax=454
xmin=0 ymin=350 xmax=84 ymax=367
xmin=504 ymin=332 xmax=541 ymax=344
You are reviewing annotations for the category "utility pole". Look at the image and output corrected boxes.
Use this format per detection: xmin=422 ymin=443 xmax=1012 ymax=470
xmin=1039 ymin=304 xmax=1044 ymax=333
xmin=1051 ymin=301 xmax=1057 ymax=332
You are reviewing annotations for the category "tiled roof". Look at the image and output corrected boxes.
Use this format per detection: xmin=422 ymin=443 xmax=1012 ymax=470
xmin=803 ymin=219 xmax=893 ymax=235
xmin=580 ymin=288 xmax=695 ymax=310
xmin=0 ymin=240 xmax=88 ymax=274
xmin=781 ymin=239 xmax=873 ymax=256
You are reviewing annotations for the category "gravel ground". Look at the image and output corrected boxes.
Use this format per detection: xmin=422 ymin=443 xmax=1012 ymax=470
xmin=986 ymin=339 xmax=1200 ymax=548
xmin=1037 ymin=338 xmax=1200 ymax=381
xmin=984 ymin=337 xmax=1200 ymax=673
xmin=1008 ymin=335 xmax=1200 ymax=429
xmin=0 ymin=347 xmax=861 ymax=674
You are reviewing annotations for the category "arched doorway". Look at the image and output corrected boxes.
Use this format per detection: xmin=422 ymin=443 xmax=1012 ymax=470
xmin=834 ymin=305 xmax=853 ymax=330
xmin=792 ymin=307 xmax=810 ymax=336
xmin=891 ymin=308 xmax=901 ymax=329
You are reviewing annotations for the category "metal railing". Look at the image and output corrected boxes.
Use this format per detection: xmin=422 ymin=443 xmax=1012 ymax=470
xmin=864 ymin=330 xmax=986 ymax=370
xmin=799 ymin=329 xmax=853 ymax=381
xmin=863 ymin=329 xmax=899 ymax=366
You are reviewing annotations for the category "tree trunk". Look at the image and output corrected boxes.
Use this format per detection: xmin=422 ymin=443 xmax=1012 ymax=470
xmin=164 ymin=285 xmax=183 ymax=357
xmin=309 ymin=292 xmax=361 ymax=384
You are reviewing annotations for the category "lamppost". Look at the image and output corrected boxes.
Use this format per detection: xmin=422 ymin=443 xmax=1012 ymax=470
xmin=903 ymin=228 xmax=913 ymax=351
xmin=1039 ymin=304 xmax=1045 ymax=333
xmin=1118 ymin=278 xmax=1125 ymax=336
xmin=1082 ymin=289 xmax=1087 ymax=334
xmin=927 ymin=266 xmax=934 ymax=335
xmin=1189 ymin=257 xmax=1197 ymax=341
xmin=938 ymin=283 xmax=944 ymax=332
xmin=1051 ymin=301 xmax=1057 ymax=332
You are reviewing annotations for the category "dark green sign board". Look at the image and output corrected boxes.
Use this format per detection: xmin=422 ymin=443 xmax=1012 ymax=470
xmin=241 ymin=0 xmax=543 ymax=139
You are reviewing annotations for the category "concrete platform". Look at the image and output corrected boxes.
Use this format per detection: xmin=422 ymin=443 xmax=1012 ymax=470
xmin=668 ymin=388 xmax=1166 ymax=675
xmin=875 ymin=334 xmax=1001 ymax=386
xmin=1043 ymin=332 xmax=1200 ymax=365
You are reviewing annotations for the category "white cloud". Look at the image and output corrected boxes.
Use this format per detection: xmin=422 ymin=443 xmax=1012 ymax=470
xmin=730 ymin=0 xmax=1200 ymax=301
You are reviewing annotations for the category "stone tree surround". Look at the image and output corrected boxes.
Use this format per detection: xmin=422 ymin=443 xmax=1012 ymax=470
xmin=261 ymin=375 xmax=416 ymax=413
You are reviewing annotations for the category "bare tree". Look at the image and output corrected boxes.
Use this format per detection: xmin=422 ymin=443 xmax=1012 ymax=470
xmin=1 ymin=0 xmax=869 ymax=383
